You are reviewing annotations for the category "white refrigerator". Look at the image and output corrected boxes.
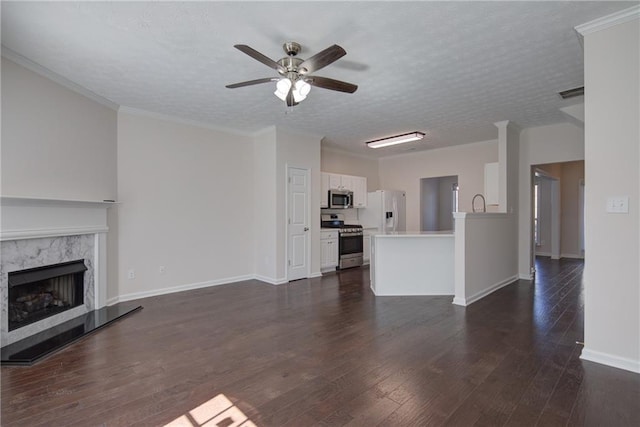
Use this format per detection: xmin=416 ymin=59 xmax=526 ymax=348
xmin=359 ymin=190 xmax=406 ymax=233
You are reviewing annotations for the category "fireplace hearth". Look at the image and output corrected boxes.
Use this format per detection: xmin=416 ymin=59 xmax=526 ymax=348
xmin=8 ymin=260 xmax=87 ymax=331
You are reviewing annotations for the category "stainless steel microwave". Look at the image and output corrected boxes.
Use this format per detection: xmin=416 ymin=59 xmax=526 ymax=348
xmin=329 ymin=189 xmax=353 ymax=209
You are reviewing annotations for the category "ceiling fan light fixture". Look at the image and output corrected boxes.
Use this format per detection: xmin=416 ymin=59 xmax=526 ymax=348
xmin=274 ymin=78 xmax=292 ymax=101
xmin=227 ymin=42 xmax=357 ymax=106
xmin=366 ymin=132 xmax=426 ymax=148
xmin=293 ymin=80 xmax=311 ymax=102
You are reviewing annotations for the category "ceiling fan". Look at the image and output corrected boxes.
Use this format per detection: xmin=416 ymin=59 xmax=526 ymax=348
xmin=226 ymin=42 xmax=358 ymax=107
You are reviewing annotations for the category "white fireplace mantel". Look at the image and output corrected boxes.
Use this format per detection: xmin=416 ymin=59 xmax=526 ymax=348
xmin=1 ymin=196 xmax=116 ymax=346
xmin=1 ymin=196 xmax=116 ymax=241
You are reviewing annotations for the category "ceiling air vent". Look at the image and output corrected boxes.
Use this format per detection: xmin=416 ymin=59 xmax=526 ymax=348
xmin=558 ymin=86 xmax=584 ymax=99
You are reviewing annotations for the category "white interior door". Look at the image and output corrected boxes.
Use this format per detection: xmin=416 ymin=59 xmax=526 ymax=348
xmin=287 ymin=167 xmax=310 ymax=281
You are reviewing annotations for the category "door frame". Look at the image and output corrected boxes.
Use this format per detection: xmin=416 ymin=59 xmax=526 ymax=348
xmin=533 ymin=168 xmax=561 ymax=260
xmin=285 ymin=164 xmax=311 ymax=281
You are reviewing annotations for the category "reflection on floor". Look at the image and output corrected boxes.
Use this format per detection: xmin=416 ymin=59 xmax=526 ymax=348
xmin=165 ymin=393 xmax=256 ymax=427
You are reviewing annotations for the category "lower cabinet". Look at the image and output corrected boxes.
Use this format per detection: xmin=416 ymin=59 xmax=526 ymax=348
xmin=321 ymin=230 xmax=339 ymax=271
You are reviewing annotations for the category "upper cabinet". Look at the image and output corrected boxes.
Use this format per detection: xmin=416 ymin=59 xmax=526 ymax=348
xmin=329 ymin=174 xmax=342 ymax=190
xmin=351 ymin=176 xmax=367 ymax=208
xmin=321 ymin=172 xmax=367 ymax=208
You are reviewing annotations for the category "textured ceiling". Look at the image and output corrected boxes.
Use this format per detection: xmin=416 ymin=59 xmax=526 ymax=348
xmin=1 ymin=1 xmax=633 ymax=157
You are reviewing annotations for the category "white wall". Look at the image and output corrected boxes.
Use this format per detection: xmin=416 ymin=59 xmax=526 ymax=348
xmin=1 ymin=58 xmax=117 ymax=200
xmin=518 ymin=123 xmax=585 ymax=277
xmin=581 ymin=17 xmax=639 ymax=372
xmin=276 ymin=127 xmax=322 ymax=279
xmin=252 ymin=127 xmax=278 ymax=281
xmin=116 ymin=112 xmax=255 ymax=300
xmin=1 ymin=56 xmax=119 ymax=300
xmin=321 ymin=146 xmax=379 ymax=190
xmin=453 ymin=213 xmax=519 ymax=306
xmin=379 ymin=140 xmax=498 ymax=231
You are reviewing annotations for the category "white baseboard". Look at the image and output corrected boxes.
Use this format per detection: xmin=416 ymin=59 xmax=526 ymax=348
xmin=451 ymin=296 xmax=467 ymax=306
xmin=452 ymin=274 xmax=519 ymax=307
xmin=108 ymin=274 xmax=255 ymax=305
xmin=535 ymin=251 xmax=551 ymax=257
xmin=253 ymin=274 xmax=288 ymax=285
xmin=519 ymin=273 xmax=534 ymax=280
xmin=560 ymin=253 xmax=584 ymax=259
xmin=581 ymin=347 xmax=640 ymax=374
xmin=106 ymin=271 xmax=329 ymax=306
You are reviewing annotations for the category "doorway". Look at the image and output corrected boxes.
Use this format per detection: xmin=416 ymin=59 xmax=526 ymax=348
xmin=420 ymin=175 xmax=458 ymax=232
xmin=531 ymin=161 xmax=585 ymax=266
xmin=534 ymin=171 xmax=560 ymax=259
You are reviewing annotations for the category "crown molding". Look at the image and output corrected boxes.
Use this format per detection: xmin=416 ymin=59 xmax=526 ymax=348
xmin=276 ymin=125 xmax=325 ymax=142
xmin=493 ymin=120 xmax=522 ymax=133
xmin=380 ymin=138 xmax=498 ymax=161
xmin=251 ymin=125 xmax=277 ymax=138
xmin=2 ymin=46 xmax=256 ymax=138
xmin=117 ymin=106 xmax=255 ymax=138
xmin=321 ymin=144 xmax=378 ymax=160
xmin=1 ymin=46 xmax=119 ymax=111
xmin=575 ymin=4 xmax=640 ymax=36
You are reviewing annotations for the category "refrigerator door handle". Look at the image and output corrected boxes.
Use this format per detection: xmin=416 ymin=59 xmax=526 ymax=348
xmin=392 ymin=198 xmax=398 ymax=232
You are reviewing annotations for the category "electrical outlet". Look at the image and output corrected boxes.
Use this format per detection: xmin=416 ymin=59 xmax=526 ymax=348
xmin=159 ymin=266 xmax=166 ymax=274
xmin=606 ymin=196 xmax=629 ymax=213
xmin=127 ymin=269 xmax=135 ymax=280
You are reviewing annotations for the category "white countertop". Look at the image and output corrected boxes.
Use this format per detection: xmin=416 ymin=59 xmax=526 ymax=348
xmin=372 ymin=231 xmax=454 ymax=237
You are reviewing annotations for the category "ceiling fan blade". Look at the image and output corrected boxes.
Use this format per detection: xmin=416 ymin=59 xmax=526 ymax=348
xmin=226 ymin=77 xmax=279 ymax=89
xmin=298 ymin=44 xmax=346 ymax=74
xmin=234 ymin=44 xmax=286 ymax=73
xmin=305 ymin=76 xmax=358 ymax=93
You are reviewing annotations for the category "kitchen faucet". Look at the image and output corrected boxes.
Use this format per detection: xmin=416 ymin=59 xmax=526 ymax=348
xmin=472 ymin=194 xmax=486 ymax=213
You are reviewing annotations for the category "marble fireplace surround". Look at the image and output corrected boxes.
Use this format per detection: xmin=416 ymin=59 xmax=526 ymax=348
xmin=1 ymin=196 xmax=114 ymax=346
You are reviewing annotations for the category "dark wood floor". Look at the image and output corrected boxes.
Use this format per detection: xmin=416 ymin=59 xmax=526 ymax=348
xmin=2 ymin=258 xmax=639 ymax=426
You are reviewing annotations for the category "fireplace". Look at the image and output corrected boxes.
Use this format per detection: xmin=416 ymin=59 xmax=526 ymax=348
xmin=8 ymin=260 xmax=87 ymax=331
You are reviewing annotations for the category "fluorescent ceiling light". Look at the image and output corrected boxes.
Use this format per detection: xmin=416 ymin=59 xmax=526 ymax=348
xmin=366 ymin=132 xmax=425 ymax=148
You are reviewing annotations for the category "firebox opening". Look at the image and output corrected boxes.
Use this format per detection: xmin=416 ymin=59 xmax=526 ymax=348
xmin=8 ymin=260 xmax=87 ymax=331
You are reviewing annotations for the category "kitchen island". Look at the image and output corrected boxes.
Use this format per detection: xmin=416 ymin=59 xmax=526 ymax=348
xmin=370 ymin=231 xmax=455 ymax=296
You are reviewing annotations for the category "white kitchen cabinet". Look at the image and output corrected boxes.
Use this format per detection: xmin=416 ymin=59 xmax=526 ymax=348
xmin=352 ymin=176 xmax=367 ymax=208
xmin=321 ymin=230 xmax=339 ymax=271
xmin=340 ymin=175 xmax=354 ymax=192
xmin=363 ymin=232 xmax=372 ymax=264
xmin=321 ymin=172 xmax=367 ymax=209
xmin=484 ymin=162 xmax=499 ymax=206
xmin=328 ymin=173 xmax=342 ymax=190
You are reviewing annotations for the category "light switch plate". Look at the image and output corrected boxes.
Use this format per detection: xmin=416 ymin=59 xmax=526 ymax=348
xmin=606 ymin=196 xmax=629 ymax=213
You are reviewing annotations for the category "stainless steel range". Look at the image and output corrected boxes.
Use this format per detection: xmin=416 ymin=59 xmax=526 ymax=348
xmin=321 ymin=214 xmax=363 ymax=269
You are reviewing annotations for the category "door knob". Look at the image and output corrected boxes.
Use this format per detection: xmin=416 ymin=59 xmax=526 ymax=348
xmin=304 ymin=227 xmax=309 ymax=231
